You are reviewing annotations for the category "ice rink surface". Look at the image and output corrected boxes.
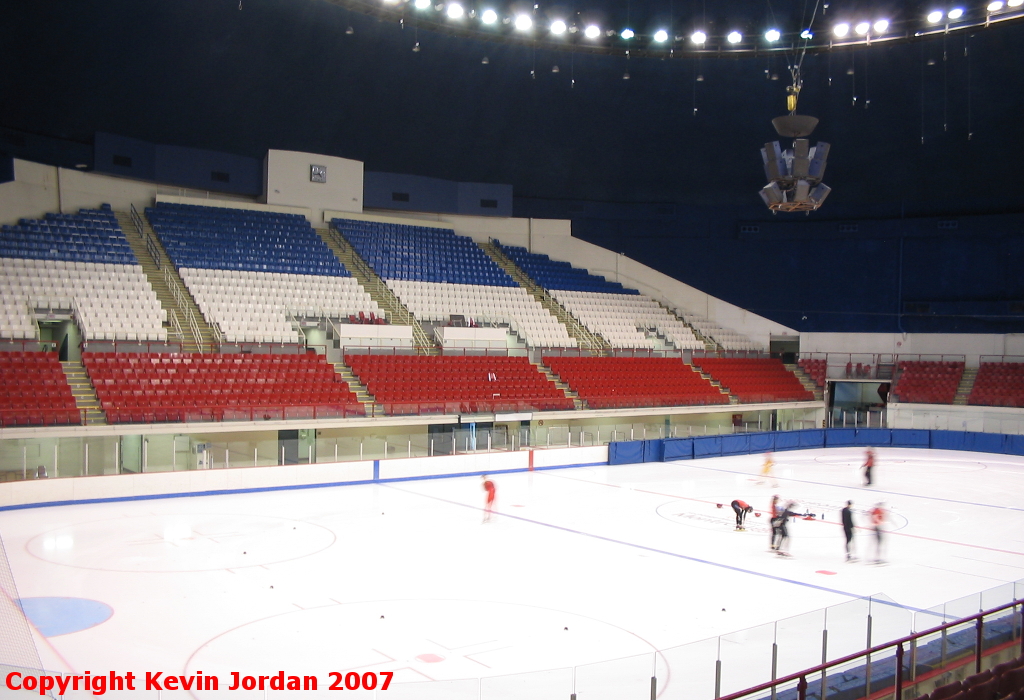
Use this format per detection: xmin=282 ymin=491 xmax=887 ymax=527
xmin=2 ymin=446 xmax=1024 ymax=698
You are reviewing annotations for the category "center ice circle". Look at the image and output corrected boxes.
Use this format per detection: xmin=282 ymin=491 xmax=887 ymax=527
xmin=27 ymin=512 xmax=335 ymax=572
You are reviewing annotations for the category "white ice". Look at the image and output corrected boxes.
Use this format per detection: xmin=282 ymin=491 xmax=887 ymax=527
xmin=1 ymin=446 xmax=1023 ymax=699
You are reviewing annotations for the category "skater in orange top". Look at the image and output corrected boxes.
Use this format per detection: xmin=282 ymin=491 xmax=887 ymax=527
xmin=482 ymin=475 xmax=496 ymax=523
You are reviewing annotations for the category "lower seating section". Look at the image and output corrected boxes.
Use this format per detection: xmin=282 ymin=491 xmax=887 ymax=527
xmin=684 ymin=313 xmax=763 ymax=351
xmin=892 ymin=360 xmax=965 ymax=404
xmin=544 ymin=357 xmax=727 ymax=409
xmin=345 ymin=355 xmax=574 ymax=415
xmin=691 ymin=358 xmax=815 ymax=403
xmin=388 ymin=280 xmax=576 ymax=347
xmin=0 ymin=352 xmax=80 ymax=427
xmin=180 ymin=269 xmax=381 ymax=344
xmin=969 ymin=362 xmax=1024 ymax=408
xmin=799 ymin=358 xmax=827 ymax=387
xmin=551 ymin=290 xmax=703 ymax=350
xmin=919 ymin=656 xmax=1024 ymax=700
xmin=84 ymin=352 xmax=364 ymax=423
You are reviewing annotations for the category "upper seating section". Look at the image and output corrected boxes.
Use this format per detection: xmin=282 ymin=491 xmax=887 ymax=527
xmin=685 ymin=314 xmax=763 ymax=352
xmin=148 ymin=202 xmax=347 ymax=276
xmin=799 ymin=358 xmax=827 ymax=387
xmin=500 ymin=245 xmax=637 ymax=295
xmin=544 ymin=357 xmax=727 ymax=409
xmin=345 ymin=355 xmax=573 ymax=415
xmin=891 ymin=360 xmax=964 ymax=404
xmin=84 ymin=352 xmax=364 ymax=423
xmin=969 ymin=362 xmax=1024 ymax=408
xmin=336 ymin=218 xmax=514 ymax=286
xmin=388 ymin=280 xmax=576 ymax=348
xmin=551 ymin=290 xmax=703 ymax=350
xmin=0 ymin=204 xmax=137 ymax=265
xmin=0 ymin=352 xmax=79 ymax=427
xmin=691 ymin=358 xmax=815 ymax=403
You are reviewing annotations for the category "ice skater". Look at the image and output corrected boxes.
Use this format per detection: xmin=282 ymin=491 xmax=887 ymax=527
xmin=775 ymin=501 xmax=798 ymax=556
xmin=758 ymin=451 xmax=778 ymax=487
xmin=841 ymin=500 xmax=856 ymax=561
xmin=769 ymin=494 xmax=782 ymax=550
xmin=482 ymin=475 xmax=496 ymax=523
xmin=731 ymin=499 xmax=753 ymax=531
xmin=870 ymin=502 xmax=887 ymax=563
xmin=863 ymin=448 xmax=875 ymax=486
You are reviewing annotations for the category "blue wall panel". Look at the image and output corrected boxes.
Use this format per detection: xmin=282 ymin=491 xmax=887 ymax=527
xmin=854 ymin=429 xmax=892 ymax=446
xmin=798 ymin=430 xmax=825 ymax=449
xmin=825 ymin=428 xmax=857 ymax=447
xmin=662 ymin=438 xmax=693 ymax=461
xmin=749 ymin=432 xmax=776 ymax=453
xmin=721 ymin=434 xmax=750 ymax=455
xmin=1005 ymin=435 xmax=1024 ymax=456
xmin=963 ymin=432 xmax=1007 ymax=454
xmin=609 ymin=441 xmax=644 ymax=465
xmin=643 ymin=440 xmax=665 ymax=462
xmin=891 ymin=430 xmax=931 ymax=447
xmin=931 ymin=431 xmax=967 ymax=451
xmin=693 ymin=436 xmax=723 ymax=458
xmin=774 ymin=431 xmax=802 ymax=451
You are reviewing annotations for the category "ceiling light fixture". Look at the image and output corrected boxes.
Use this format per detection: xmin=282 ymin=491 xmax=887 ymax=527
xmin=550 ymin=19 xmax=566 ymax=34
xmin=480 ymin=8 xmax=498 ymax=23
xmin=833 ymin=22 xmax=850 ymax=37
xmin=584 ymin=24 xmax=601 ymax=38
xmin=765 ymin=28 xmax=781 ymax=41
xmin=947 ymin=7 xmax=964 ymax=18
xmin=800 ymin=29 xmax=813 ymax=39
xmin=691 ymin=30 xmax=707 ymax=44
xmin=653 ymin=29 xmax=669 ymax=42
xmin=514 ymin=14 xmax=532 ymax=30
xmin=727 ymin=30 xmax=743 ymax=43
xmin=620 ymin=28 xmax=634 ymax=39
xmin=414 ymin=0 xmax=431 ymax=8
xmin=873 ymin=19 xmax=889 ymax=33
xmin=855 ymin=21 xmax=870 ymax=35
xmin=446 ymin=3 xmax=464 ymax=19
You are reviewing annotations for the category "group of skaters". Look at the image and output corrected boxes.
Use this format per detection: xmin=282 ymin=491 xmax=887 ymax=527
xmin=731 ymin=448 xmax=888 ymax=563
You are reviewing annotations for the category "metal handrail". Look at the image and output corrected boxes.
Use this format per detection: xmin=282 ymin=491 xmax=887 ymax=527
xmin=130 ymin=203 xmax=162 ymax=270
xmin=719 ymin=597 xmax=1024 ymax=700
xmin=163 ymin=266 xmax=203 ymax=352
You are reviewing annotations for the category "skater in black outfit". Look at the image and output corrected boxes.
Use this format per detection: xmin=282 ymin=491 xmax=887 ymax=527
xmin=769 ymin=495 xmax=781 ymax=550
xmin=731 ymin=499 xmax=753 ymax=530
xmin=841 ymin=500 xmax=856 ymax=561
xmin=775 ymin=502 xmax=798 ymax=556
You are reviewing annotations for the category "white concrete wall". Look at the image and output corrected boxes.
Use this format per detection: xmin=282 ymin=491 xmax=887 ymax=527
xmin=887 ymin=403 xmax=1024 ymax=434
xmin=264 ymin=149 xmax=362 ymax=219
xmin=801 ymin=333 xmax=1016 ymax=367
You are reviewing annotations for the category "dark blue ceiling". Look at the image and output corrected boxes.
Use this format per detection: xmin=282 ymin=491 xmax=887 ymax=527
xmin=3 ymin=0 xmax=1024 ymax=213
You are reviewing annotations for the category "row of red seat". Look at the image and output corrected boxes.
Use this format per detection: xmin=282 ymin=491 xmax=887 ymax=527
xmin=0 ymin=352 xmax=80 ymax=427
xmin=691 ymin=358 xmax=815 ymax=403
xmin=544 ymin=357 xmax=728 ymax=409
xmin=891 ymin=361 xmax=965 ymax=404
xmin=798 ymin=358 xmax=827 ymax=387
xmin=84 ymin=352 xmax=362 ymax=424
xmin=346 ymin=355 xmax=573 ymax=415
xmin=969 ymin=362 xmax=1024 ymax=407
xmin=922 ymin=655 xmax=1024 ymax=700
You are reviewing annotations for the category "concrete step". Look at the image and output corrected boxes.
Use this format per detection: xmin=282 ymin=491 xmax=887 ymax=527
xmin=61 ymin=360 xmax=106 ymax=425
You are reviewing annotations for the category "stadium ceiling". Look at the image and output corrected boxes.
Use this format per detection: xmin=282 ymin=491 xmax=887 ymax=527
xmin=327 ymin=0 xmax=1024 ymax=57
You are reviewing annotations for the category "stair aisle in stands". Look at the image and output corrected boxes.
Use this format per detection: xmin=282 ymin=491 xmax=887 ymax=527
xmin=61 ymin=359 xmax=106 ymax=425
xmin=331 ymin=360 xmax=381 ymax=415
xmin=787 ymin=363 xmax=825 ymax=401
xmin=116 ymin=210 xmax=215 ymax=352
xmin=535 ymin=362 xmax=586 ymax=409
xmin=954 ymin=367 xmax=978 ymax=405
xmin=318 ymin=226 xmax=436 ymax=355
xmin=478 ymin=241 xmax=609 ymax=352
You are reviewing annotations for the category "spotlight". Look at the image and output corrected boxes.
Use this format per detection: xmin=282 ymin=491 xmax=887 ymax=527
xmin=481 ymin=8 xmax=498 ymax=23
xmin=947 ymin=7 xmax=964 ymax=18
xmin=873 ymin=19 xmax=889 ymax=32
xmin=765 ymin=28 xmax=781 ymax=41
xmin=446 ymin=3 xmax=464 ymax=19
xmin=727 ymin=30 xmax=742 ymax=43
xmin=514 ymin=13 xmax=532 ymax=30
xmin=550 ymin=19 xmax=566 ymax=34
xmin=584 ymin=24 xmax=601 ymax=38
xmin=551 ymin=64 xmax=559 ymax=72
xmin=481 ymin=56 xmax=489 ymax=64
xmin=621 ymin=28 xmax=634 ymax=39
xmin=414 ymin=0 xmax=431 ymax=7
xmin=653 ymin=29 xmax=669 ymax=42
xmin=855 ymin=21 xmax=870 ymax=35
xmin=833 ymin=22 xmax=850 ymax=36
xmin=800 ymin=29 xmax=813 ymax=39
xmin=691 ymin=30 xmax=707 ymax=44
xmin=1009 ymin=0 xmax=1023 ymax=8
xmin=927 ymin=10 xmax=944 ymax=21
xmin=987 ymin=1 xmax=1004 ymax=10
